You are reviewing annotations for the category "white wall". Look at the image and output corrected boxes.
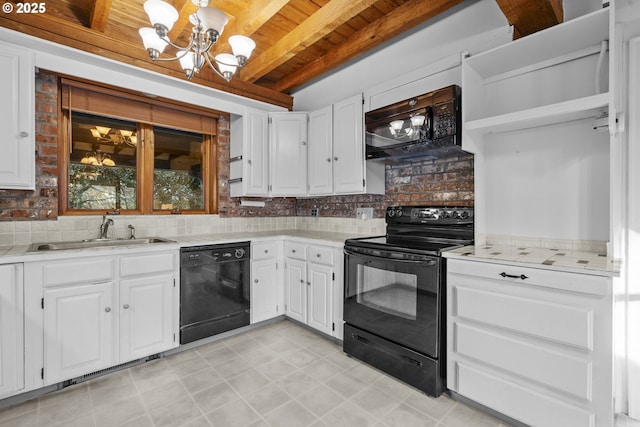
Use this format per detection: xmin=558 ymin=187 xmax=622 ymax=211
xmin=484 ymin=119 xmax=610 ymax=241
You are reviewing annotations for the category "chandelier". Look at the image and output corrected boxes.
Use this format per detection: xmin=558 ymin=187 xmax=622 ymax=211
xmin=90 ymin=126 xmax=137 ymax=147
xmin=139 ymin=0 xmax=256 ymax=82
xmin=80 ymin=150 xmax=115 ymax=167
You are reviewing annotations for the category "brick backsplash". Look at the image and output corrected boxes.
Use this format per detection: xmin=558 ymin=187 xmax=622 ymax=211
xmin=0 ymin=70 xmax=473 ymax=232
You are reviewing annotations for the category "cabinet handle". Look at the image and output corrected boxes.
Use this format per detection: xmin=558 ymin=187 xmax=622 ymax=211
xmin=292 ymin=249 xmax=296 ymax=253
xmin=105 ymin=307 xmax=111 ymax=313
xmin=302 ymin=141 xmax=307 ymax=146
xmin=334 ymin=156 xmax=338 ymax=161
xmin=264 ymin=249 xmax=269 ymax=253
xmin=499 ymin=272 xmax=529 ymax=280
xmin=20 ymin=131 xmax=29 ymax=138
xmin=123 ymin=304 xmax=130 ymax=309
xmin=326 ymin=158 xmax=331 ymax=162
xmin=300 ymin=279 xmax=304 ymax=283
xmin=247 ymin=159 xmax=252 ymax=165
xmin=254 ymin=279 xmax=259 ymax=283
xmin=307 ymin=281 xmax=311 ymax=286
xmin=316 ymin=253 xmax=321 ymax=258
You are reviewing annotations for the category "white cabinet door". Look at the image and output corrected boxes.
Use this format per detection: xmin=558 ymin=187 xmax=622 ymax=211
xmin=44 ymin=282 xmax=116 ymax=384
xmin=0 ymin=264 xmax=24 ymax=398
xmin=285 ymin=259 xmax=307 ymax=323
xmin=270 ymin=112 xmax=308 ymax=196
xmin=308 ymin=106 xmax=333 ymax=195
xmin=251 ymin=259 xmax=280 ymax=324
xmin=333 ymin=93 xmax=365 ymax=194
xmin=0 ymin=42 xmax=34 ymax=190
xmin=244 ymin=110 xmax=270 ymax=196
xmin=307 ymin=263 xmax=333 ymax=335
xmin=120 ymin=274 xmax=175 ymax=363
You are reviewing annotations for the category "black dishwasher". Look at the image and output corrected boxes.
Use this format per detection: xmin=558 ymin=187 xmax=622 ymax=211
xmin=180 ymin=242 xmax=250 ymax=344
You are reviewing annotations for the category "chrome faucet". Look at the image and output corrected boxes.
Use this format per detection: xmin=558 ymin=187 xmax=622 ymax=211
xmin=100 ymin=215 xmax=114 ymax=239
xmin=128 ymin=224 xmax=136 ymax=240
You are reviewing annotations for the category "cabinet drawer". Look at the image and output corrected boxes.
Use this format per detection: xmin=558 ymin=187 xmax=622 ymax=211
xmin=42 ymin=258 xmax=114 ymax=287
xmin=120 ymin=252 xmax=176 ymax=277
xmin=456 ymin=363 xmax=594 ymax=427
xmin=253 ymin=242 xmax=279 ymax=260
xmin=448 ymin=259 xmax=609 ymax=296
xmin=454 ymin=285 xmax=593 ymax=350
xmin=284 ymin=241 xmax=307 ymax=261
xmin=308 ymin=245 xmax=333 ymax=266
xmin=453 ymin=323 xmax=591 ymax=400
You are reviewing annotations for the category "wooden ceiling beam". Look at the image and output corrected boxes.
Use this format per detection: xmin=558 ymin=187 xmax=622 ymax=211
xmin=273 ymin=0 xmax=464 ymax=93
xmin=89 ymin=0 xmax=113 ymax=32
xmin=214 ymin=0 xmax=291 ymax=53
xmin=495 ymin=0 xmax=563 ymax=39
xmin=240 ymin=0 xmax=380 ymax=83
xmin=0 ymin=14 xmax=293 ymax=109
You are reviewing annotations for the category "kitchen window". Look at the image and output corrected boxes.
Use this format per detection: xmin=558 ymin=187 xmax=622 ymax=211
xmin=59 ymin=79 xmax=218 ymax=215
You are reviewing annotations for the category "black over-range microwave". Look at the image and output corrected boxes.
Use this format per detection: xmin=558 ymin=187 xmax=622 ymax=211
xmin=365 ymin=85 xmax=463 ymax=161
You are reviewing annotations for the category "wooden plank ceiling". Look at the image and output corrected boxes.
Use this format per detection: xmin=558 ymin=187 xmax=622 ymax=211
xmin=0 ymin=0 xmax=562 ymax=110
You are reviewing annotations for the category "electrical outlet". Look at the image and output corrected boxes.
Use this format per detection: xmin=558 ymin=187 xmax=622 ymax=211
xmin=356 ymin=207 xmax=373 ymax=219
xmin=311 ymin=208 xmax=318 ymax=217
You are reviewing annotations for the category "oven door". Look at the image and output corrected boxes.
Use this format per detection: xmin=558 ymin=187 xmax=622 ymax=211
xmin=344 ymin=245 xmax=442 ymax=357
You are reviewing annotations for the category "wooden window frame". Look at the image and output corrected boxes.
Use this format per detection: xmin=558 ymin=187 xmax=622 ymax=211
xmin=58 ymin=78 xmax=219 ymax=216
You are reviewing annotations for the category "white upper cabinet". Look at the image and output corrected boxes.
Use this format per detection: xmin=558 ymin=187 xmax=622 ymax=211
xmin=230 ymin=109 xmax=270 ymax=197
xmin=307 ymin=93 xmax=384 ymax=196
xmin=332 ymin=93 xmax=367 ymax=194
xmin=308 ymin=106 xmax=334 ymax=195
xmin=270 ymin=112 xmax=308 ymax=196
xmin=0 ymin=42 xmax=35 ymax=190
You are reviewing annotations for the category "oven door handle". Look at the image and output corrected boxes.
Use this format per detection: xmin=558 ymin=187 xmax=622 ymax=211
xmin=344 ymin=248 xmax=437 ymax=265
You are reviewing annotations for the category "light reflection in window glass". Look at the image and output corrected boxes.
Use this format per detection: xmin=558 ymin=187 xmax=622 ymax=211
xmin=69 ymin=112 xmax=138 ymax=210
xmin=153 ymin=127 xmax=204 ymax=211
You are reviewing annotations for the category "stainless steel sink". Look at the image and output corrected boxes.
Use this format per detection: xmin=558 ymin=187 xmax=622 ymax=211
xmin=28 ymin=237 xmax=175 ymax=252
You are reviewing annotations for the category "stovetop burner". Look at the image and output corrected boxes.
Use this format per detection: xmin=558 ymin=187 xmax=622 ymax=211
xmin=346 ymin=205 xmax=474 ymax=255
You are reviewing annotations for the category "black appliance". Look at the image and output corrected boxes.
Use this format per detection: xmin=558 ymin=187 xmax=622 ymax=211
xmin=343 ymin=206 xmax=474 ymax=396
xmin=180 ymin=242 xmax=250 ymax=344
xmin=365 ymin=85 xmax=463 ymax=161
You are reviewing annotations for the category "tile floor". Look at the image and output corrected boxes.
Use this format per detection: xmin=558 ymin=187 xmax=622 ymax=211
xmin=0 ymin=320 xmax=576 ymax=426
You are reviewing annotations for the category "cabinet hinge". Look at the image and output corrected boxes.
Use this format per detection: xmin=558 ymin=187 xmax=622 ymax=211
xmin=268 ymin=117 xmax=272 ymax=124
xmin=173 ymin=278 xmax=176 ymax=287
xmin=332 ymin=322 xmax=335 ymax=331
xmin=285 ymin=304 xmax=287 ymax=311
xmin=332 ymin=272 xmax=335 ymax=281
xmin=173 ymin=333 xmax=176 ymax=343
xmin=41 ymin=368 xmax=44 ymax=380
xmin=362 ymin=179 xmax=365 ymax=188
xmin=276 ymin=305 xmax=279 ymax=312
xmin=41 ymin=298 xmax=44 ymax=309
xmin=276 ymin=262 xmax=278 ymax=270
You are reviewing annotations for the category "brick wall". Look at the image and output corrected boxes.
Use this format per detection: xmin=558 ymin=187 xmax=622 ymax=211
xmin=296 ymin=153 xmax=474 ymax=219
xmin=0 ymin=71 xmax=473 ymax=221
xmin=0 ymin=71 xmax=58 ymax=220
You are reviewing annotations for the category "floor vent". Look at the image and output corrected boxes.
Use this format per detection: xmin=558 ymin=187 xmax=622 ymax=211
xmin=64 ymin=354 xmax=162 ymax=388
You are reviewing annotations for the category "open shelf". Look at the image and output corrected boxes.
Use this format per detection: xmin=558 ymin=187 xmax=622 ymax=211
xmin=465 ymin=7 xmax=609 ymax=79
xmin=464 ymin=92 xmax=609 ymax=135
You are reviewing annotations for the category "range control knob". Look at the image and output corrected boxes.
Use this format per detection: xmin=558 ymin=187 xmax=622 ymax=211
xmin=235 ymin=248 xmax=245 ymax=258
xmin=387 ymin=209 xmax=395 ymax=217
xmin=459 ymin=210 xmax=469 ymax=219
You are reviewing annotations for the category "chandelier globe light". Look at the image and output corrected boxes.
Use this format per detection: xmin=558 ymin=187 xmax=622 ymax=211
xmin=139 ymin=0 xmax=256 ymax=82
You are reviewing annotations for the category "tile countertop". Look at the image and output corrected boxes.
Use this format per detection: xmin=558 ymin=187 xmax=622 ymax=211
xmin=444 ymin=244 xmax=621 ymax=277
xmin=0 ymin=229 xmax=365 ymax=264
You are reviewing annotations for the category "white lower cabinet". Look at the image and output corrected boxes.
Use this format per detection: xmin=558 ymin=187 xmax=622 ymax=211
xmin=119 ymin=274 xmax=174 ymax=363
xmin=447 ymin=258 xmax=614 ymax=427
xmin=44 ymin=281 xmax=116 ymax=384
xmin=30 ymin=250 xmax=178 ymax=385
xmin=250 ymin=241 xmax=283 ymax=324
xmin=284 ymin=241 xmax=336 ymax=336
xmin=0 ymin=263 xmax=24 ymax=398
